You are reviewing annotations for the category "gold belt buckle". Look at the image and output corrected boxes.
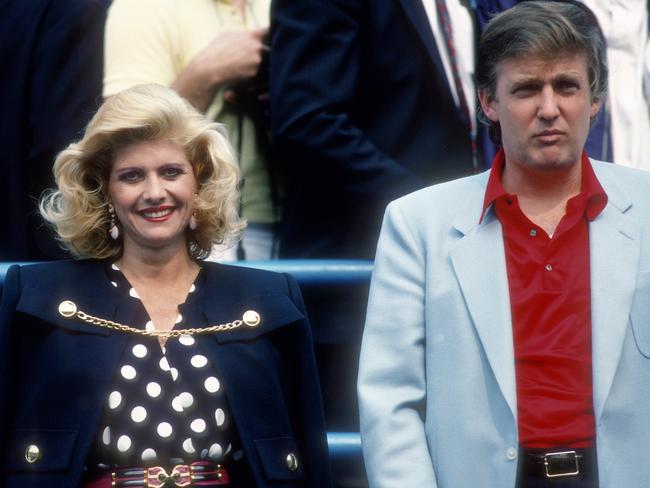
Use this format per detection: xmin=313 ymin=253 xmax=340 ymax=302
xmin=544 ymin=450 xmax=580 ymax=478
xmin=146 ymin=465 xmax=192 ymax=487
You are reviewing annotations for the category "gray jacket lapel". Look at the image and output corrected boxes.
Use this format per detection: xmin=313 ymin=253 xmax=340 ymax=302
xmin=590 ymin=164 xmax=640 ymax=420
xmin=450 ymin=190 xmax=517 ymax=419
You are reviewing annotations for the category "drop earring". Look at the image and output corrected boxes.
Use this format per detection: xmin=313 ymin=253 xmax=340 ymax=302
xmin=189 ymin=213 xmax=198 ymax=231
xmin=108 ymin=203 xmax=120 ymax=240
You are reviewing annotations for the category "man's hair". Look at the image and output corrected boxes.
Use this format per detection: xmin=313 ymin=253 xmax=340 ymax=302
xmin=476 ymin=0 xmax=608 ymax=143
xmin=40 ymin=84 xmax=245 ymax=259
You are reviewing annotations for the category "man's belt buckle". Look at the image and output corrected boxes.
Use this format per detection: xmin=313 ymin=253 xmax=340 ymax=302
xmin=544 ymin=450 xmax=580 ymax=478
xmin=146 ymin=465 xmax=191 ymax=487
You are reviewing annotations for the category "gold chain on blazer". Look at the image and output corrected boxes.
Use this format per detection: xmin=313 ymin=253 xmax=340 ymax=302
xmin=57 ymin=300 xmax=261 ymax=339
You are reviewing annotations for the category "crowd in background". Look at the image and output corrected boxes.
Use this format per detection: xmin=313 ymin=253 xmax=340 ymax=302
xmin=1 ymin=0 xmax=648 ymax=262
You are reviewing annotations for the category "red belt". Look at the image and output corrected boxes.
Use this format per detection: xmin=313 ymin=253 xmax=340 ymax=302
xmin=84 ymin=461 xmax=229 ymax=487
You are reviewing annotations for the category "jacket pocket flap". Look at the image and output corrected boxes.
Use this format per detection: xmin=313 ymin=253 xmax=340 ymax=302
xmin=253 ymin=436 xmax=306 ymax=481
xmin=209 ymin=295 xmax=304 ymax=344
xmin=630 ymin=274 xmax=650 ymax=357
xmin=16 ymin=286 xmax=112 ymax=337
xmin=7 ymin=429 xmax=78 ymax=472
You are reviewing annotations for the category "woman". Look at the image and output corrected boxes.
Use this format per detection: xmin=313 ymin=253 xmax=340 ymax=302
xmin=0 ymin=84 xmax=331 ymax=487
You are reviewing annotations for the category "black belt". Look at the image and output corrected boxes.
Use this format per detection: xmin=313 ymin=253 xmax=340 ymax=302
xmin=519 ymin=447 xmax=597 ymax=480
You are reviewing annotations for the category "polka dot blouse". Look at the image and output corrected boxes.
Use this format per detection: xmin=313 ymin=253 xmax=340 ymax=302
xmin=85 ymin=263 xmax=244 ymax=468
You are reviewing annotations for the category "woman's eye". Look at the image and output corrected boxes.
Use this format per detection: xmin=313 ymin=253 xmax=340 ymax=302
xmin=118 ymin=171 xmax=142 ymax=182
xmin=163 ymin=167 xmax=185 ymax=178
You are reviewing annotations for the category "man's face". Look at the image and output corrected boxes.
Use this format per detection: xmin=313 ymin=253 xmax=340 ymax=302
xmin=479 ymin=53 xmax=600 ymax=173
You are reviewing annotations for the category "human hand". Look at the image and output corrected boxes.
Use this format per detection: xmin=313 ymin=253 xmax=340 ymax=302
xmin=197 ymin=28 xmax=269 ymax=86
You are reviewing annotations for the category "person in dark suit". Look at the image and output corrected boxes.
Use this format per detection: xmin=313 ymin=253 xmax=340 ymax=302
xmin=0 ymin=0 xmax=109 ymax=260
xmin=270 ymin=0 xmax=479 ymax=259
xmin=0 ymin=84 xmax=331 ymax=487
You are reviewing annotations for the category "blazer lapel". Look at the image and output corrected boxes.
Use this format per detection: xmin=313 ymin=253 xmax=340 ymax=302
xmin=589 ymin=172 xmax=640 ymax=421
xmin=450 ymin=198 xmax=517 ymax=419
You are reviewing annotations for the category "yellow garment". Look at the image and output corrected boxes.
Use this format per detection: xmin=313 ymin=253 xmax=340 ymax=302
xmin=104 ymin=0 xmax=276 ymax=224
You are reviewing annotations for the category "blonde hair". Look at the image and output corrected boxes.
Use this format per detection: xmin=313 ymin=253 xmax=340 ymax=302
xmin=40 ymin=84 xmax=245 ymax=259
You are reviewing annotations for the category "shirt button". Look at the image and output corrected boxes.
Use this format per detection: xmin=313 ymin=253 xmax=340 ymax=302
xmin=529 ymin=229 xmax=537 ymax=237
xmin=545 ymin=264 xmax=553 ymax=271
xmin=506 ymin=447 xmax=517 ymax=461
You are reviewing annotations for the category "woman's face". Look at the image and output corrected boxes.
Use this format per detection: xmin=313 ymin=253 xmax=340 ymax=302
xmin=108 ymin=139 xmax=197 ymax=254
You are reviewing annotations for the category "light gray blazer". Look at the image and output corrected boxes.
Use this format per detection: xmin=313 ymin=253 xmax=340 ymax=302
xmin=358 ymin=160 xmax=650 ymax=487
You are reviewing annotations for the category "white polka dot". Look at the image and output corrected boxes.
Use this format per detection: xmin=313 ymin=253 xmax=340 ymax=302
xmin=170 ymin=367 xmax=179 ymax=381
xmin=159 ymin=356 xmax=171 ymax=371
xmin=132 ymin=344 xmax=148 ymax=358
xmin=108 ymin=391 xmax=122 ymax=409
xmin=204 ymin=377 xmax=220 ymax=393
xmin=157 ymin=422 xmax=173 ymax=438
xmin=200 ymin=449 xmax=209 ymax=459
xmin=146 ymin=382 xmax=162 ymax=398
xmin=129 ymin=288 xmax=140 ymax=299
xmin=145 ymin=321 xmax=155 ymax=332
xmin=131 ymin=406 xmax=147 ymax=423
xmin=179 ymin=335 xmax=195 ymax=346
xmin=111 ymin=281 xmax=118 ymax=288
xmin=102 ymin=426 xmax=111 ymax=445
xmin=215 ymin=408 xmax=225 ymax=426
xmin=175 ymin=314 xmax=183 ymax=324
xmin=141 ymin=448 xmax=157 ymax=462
xmin=233 ymin=449 xmax=244 ymax=461
xmin=224 ymin=443 xmax=232 ymax=456
xmin=190 ymin=418 xmax=206 ymax=433
xmin=171 ymin=396 xmax=184 ymax=412
xmin=117 ymin=435 xmax=132 ymax=452
xmin=179 ymin=392 xmax=194 ymax=408
xmin=182 ymin=438 xmax=196 ymax=454
xmin=121 ymin=365 xmax=137 ymax=380
xmin=190 ymin=355 xmax=208 ymax=368
xmin=112 ymin=263 xmax=120 ymax=270
xmin=208 ymin=443 xmax=223 ymax=460
xmin=189 ymin=284 xmax=196 ymax=293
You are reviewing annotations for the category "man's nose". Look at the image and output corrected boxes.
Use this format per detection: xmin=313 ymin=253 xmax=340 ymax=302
xmin=537 ymin=87 xmax=560 ymax=120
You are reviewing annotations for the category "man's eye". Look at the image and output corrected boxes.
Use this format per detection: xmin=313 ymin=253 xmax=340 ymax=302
xmin=557 ymin=81 xmax=579 ymax=93
xmin=513 ymin=86 xmax=536 ymax=97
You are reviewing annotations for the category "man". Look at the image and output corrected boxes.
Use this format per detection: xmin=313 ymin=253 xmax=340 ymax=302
xmin=270 ymin=0 xmax=479 ymax=258
xmin=358 ymin=2 xmax=650 ymax=487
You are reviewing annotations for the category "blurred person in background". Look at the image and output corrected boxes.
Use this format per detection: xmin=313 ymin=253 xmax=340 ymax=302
xmin=270 ymin=0 xmax=482 ymax=259
xmin=104 ymin=0 xmax=279 ymax=261
xmin=0 ymin=0 xmax=109 ymax=260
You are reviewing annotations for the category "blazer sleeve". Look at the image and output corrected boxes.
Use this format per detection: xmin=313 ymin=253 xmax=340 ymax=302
xmin=283 ymin=273 xmax=333 ymax=487
xmin=0 ymin=265 xmax=21 ymax=475
xmin=357 ymin=202 xmax=439 ymax=487
xmin=269 ymin=0 xmax=422 ymax=199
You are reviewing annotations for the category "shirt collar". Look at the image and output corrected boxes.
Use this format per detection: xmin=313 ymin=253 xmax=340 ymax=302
xmin=479 ymin=149 xmax=608 ymax=224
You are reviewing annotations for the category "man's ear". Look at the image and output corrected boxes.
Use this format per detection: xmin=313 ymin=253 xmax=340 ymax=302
xmin=478 ymin=90 xmax=499 ymax=122
xmin=589 ymin=96 xmax=602 ymax=119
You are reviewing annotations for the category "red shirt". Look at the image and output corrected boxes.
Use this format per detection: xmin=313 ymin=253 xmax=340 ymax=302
xmin=481 ymin=150 xmax=608 ymax=448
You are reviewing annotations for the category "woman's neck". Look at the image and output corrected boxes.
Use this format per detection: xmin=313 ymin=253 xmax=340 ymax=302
xmin=116 ymin=241 xmax=199 ymax=286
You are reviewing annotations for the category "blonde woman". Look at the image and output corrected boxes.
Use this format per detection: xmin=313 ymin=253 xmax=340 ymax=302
xmin=0 ymin=84 xmax=331 ymax=487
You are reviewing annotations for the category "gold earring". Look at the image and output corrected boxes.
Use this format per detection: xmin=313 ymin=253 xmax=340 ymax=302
xmin=108 ymin=203 xmax=120 ymax=240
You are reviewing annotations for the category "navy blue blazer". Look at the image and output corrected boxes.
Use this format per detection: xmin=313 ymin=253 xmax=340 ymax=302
xmin=270 ymin=0 xmax=477 ymax=259
xmin=0 ymin=260 xmax=331 ymax=487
